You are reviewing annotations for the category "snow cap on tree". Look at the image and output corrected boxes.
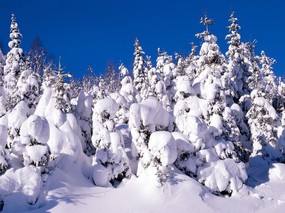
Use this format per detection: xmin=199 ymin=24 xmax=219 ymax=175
xmin=9 ymin=14 xmax=22 ymax=49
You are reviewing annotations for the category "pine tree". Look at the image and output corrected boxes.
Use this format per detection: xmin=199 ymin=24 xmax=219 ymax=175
xmin=54 ymin=64 xmax=72 ymax=113
xmin=92 ymin=98 xmax=131 ymax=186
xmin=259 ymin=50 xmax=277 ymax=102
xmin=246 ymin=90 xmax=281 ymax=161
xmin=119 ymin=63 xmax=136 ymax=104
xmin=4 ymin=14 xmax=26 ymax=111
xmin=225 ymin=11 xmax=243 ymax=102
xmin=133 ymin=38 xmax=149 ymax=101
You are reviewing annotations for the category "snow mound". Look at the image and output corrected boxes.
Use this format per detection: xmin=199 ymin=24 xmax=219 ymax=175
xmin=198 ymin=159 xmax=247 ymax=195
xmin=20 ymin=115 xmax=49 ymax=144
xmin=149 ymin=131 xmax=177 ymax=167
xmin=94 ymin=98 xmax=118 ymax=120
xmin=269 ymin=163 xmax=285 ymax=181
xmin=0 ymin=166 xmax=43 ymax=205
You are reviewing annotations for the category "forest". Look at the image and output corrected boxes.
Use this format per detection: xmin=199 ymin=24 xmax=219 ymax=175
xmin=0 ymin=12 xmax=285 ymax=212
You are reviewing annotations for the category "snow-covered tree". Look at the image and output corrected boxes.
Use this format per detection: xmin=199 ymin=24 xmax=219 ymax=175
xmin=92 ymin=98 xmax=131 ymax=186
xmin=75 ymin=90 xmax=94 ymax=156
xmin=246 ymin=90 xmax=282 ymax=161
xmin=20 ymin=115 xmax=50 ymax=172
xmin=133 ymin=38 xmax=149 ymax=101
xmin=129 ymin=97 xmax=170 ymax=176
xmin=53 ymin=66 xmax=72 ymax=113
xmin=119 ymin=63 xmax=136 ymax=104
xmin=4 ymin=14 xmax=26 ymax=110
xmin=259 ymin=50 xmax=277 ymax=102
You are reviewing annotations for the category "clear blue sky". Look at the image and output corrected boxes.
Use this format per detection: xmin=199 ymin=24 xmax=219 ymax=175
xmin=0 ymin=0 xmax=284 ymax=78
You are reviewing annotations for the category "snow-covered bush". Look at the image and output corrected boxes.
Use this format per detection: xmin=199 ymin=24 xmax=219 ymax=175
xmin=247 ymin=91 xmax=282 ymax=161
xmin=0 ymin=145 xmax=9 ymax=175
xmin=110 ymin=92 xmax=130 ymax=124
xmin=197 ymin=159 xmax=247 ymax=196
xmin=0 ymin=165 xmax=44 ymax=205
xmin=20 ymin=115 xmax=50 ymax=171
xmin=147 ymin=131 xmax=177 ymax=183
xmin=129 ymin=97 xmax=170 ymax=175
xmin=173 ymin=132 xmax=197 ymax=177
xmin=75 ymin=90 xmax=94 ymax=156
xmin=92 ymin=98 xmax=131 ymax=186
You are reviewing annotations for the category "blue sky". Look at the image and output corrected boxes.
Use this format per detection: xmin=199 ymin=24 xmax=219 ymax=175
xmin=0 ymin=0 xmax=284 ymax=78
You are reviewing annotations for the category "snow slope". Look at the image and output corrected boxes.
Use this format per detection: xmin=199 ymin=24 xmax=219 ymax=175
xmin=2 ymin=163 xmax=285 ymax=212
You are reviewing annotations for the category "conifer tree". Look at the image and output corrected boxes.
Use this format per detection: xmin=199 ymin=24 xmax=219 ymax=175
xmin=225 ymin=11 xmax=243 ymax=102
xmin=119 ymin=63 xmax=136 ymax=104
xmin=92 ymin=98 xmax=131 ymax=186
xmin=54 ymin=66 xmax=72 ymax=113
xmin=133 ymin=38 xmax=149 ymax=101
xmin=4 ymin=14 xmax=26 ymax=110
xmin=259 ymin=50 xmax=277 ymax=102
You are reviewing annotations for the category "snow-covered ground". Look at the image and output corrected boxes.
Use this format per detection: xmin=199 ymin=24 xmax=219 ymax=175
xmin=1 ymin=162 xmax=285 ymax=212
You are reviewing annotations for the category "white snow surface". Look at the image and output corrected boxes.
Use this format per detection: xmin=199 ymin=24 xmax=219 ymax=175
xmin=2 ymin=162 xmax=285 ymax=213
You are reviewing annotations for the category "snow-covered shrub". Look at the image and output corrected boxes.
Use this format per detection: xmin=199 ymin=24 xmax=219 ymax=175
xmin=172 ymin=132 xmax=197 ymax=177
xmin=0 ymin=165 xmax=43 ymax=205
xmin=110 ymin=92 xmax=130 ymax=124
xmin=92 ymin=98 xmax=131 ymax=186
xmin=247 ymin=91 xmax=282 ymax=161
xmin=197 ymin=159 xmax=247 ymax=196
xmin=75 ymin=90 xmax=94 ymax=156
xmin=20 ymin=115 xmax=50 ymax=171
xmin=4 ymin=14 xmax=26 ymax=111
xmin=0 ymin=145 xmax=9 ymax=175
xmin=34 ymin=85 xmax=83 ymax=165
xmin=129 ymin=97 xmax=170 ymax=175
xmin=132 ymin=38 xmax=149 ymax=101
xmin=7 ymin=101 xmax=32 ymax=154
xmin=147 ymin=131 xmax=177 ymax=183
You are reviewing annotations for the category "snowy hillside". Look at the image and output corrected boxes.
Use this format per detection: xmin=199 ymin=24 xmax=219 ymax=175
xmin=1 ymin=13 xmax=285 ymax=212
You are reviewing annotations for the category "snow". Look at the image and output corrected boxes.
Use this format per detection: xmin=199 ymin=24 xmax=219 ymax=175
xmin=148 ymin=131 xmax=177 ymax=167
xmin=197 ymin=159 xmax=247 ymax=195
xmin=20 ymin=115 xmax=49 ymax=145
xmin=1 ymin=162 xmax=285 ymax=213
xmin=1 ymin=12 xmax=285 ymax=213
xmin=94 ymin=98 xmax=118 ymax=120
xmin=0 ymin=166 xmax=43 ymax=205
xmin=0 ymin=125 xmax=8 ymax=148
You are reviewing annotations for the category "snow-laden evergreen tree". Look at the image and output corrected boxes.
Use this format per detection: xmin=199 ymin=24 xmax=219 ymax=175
xmin=225 ymin=11 xmax=243 ymax=103
xmin=20 ymin=115 xmax=50 ymax=172
xmin=223 ymin=12 xmax=251 ymax=162
xmin=246 ymin=89 xmax=282 ymax=163
xmin=180 ymin=15 xmax=248 ymax=195
xmin=96 ymin=76 xmax=108 ymax=100
xmin=259 ymin=50 xmax=277 ymax=102
xmin=154 ymin=49 xmax=174 ymax=111
xmin=92 ymin=98 xmax=131 ymax=186
xmin=119 ymin=63 xmax=136 ymax=104
xmin=0 ymin=48 xmax=6 ymax=118
xmin=4 ymin=15 xmax=42 ymax=165
xmin=17 ymin=59 xmax=41 ymax=109
xmin=4 ymin=14 xmax=26 ymax=111
xmin=53 ymin=65 xmax=72 ymax=113
xmin=75 ymin=90 xmax=94 ymax=156
xmin=0 ymin=48 xmax=8 ymax=175
xmin=129 ymin=97 xmax=170 ymax=177
xmin=133 ymin=38 xmax=149 ymax=101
